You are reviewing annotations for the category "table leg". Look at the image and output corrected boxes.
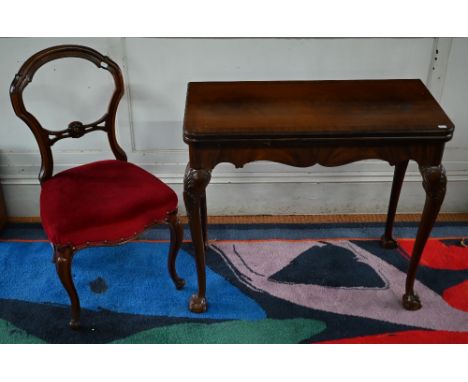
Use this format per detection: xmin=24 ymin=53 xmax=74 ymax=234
xmin=403 ymin=164 xmax=446 ymax=310
xmin=381 ymin=160 xmax=409 ymax=248
xmin=183 ymin=164 xmax=211 ymax=313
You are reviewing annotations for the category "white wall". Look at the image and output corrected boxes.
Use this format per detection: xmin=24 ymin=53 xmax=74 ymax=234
xmin=1 ymin=37 xmax=467 ymax=217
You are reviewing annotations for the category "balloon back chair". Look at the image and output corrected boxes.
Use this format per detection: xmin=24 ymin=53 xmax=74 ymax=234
xmin=9 ymin=45 xmax=185 ymax=329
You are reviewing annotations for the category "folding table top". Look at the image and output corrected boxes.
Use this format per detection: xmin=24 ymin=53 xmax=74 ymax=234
xmin=183 ymin=79 xmax=454 ymax=144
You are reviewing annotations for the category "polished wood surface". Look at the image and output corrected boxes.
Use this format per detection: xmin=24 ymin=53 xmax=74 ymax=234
xmin=183 ymin=79 xmax=453 ymax=314
xmin=184 ymin=80 xmax=454 ymax=142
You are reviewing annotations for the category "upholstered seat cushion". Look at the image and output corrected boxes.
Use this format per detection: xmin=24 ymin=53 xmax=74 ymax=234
xmin=40 ymin=160 xmax=178 ymax=247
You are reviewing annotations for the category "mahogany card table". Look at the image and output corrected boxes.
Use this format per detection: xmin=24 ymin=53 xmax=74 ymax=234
xmin=182 ymin=80 xmax=454 ymax=313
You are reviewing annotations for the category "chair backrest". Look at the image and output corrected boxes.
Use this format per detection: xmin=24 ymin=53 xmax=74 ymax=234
xmin=10 ymin=44 xmax=127 ymax=183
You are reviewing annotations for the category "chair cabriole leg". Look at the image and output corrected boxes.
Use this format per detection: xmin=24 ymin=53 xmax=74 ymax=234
xmin=166 ymin=210 xmax=185 ymax=289
xmin=54 ymin=245 xmax=81 ymax=330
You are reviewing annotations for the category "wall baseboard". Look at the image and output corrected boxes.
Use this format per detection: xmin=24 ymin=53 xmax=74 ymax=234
xmin=2 ymin=179 xmax=468 ymax=217
xmin=7 ymin=213 xmax=468 ymax=225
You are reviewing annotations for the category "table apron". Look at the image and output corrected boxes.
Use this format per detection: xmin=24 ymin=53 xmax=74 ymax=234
xmin=188 ymin=142 xmax=446 ymax=170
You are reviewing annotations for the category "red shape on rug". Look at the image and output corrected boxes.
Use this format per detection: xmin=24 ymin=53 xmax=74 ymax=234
xmin=442 ymin=280 xmax=468 ymax=312
xmin=317 ymin=330 xmax=468 ymax=344
xmin=398 ymin=239 xmax=468 ymax=270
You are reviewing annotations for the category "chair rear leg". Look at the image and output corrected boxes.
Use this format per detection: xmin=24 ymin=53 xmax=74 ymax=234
xmin=166 ymin=211 xmax=185 ymax=289
xmin=54 ymin=245 xmax=81 ymax=330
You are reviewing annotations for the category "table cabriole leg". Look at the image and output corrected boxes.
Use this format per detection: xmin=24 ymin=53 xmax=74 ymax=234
xmin=183 ymin=165 xmax=211 ymax=313
xmin=381 ymin=160 xmax=409 ymax=249
xmin=403 ymin=164 xmax=447 ymax=310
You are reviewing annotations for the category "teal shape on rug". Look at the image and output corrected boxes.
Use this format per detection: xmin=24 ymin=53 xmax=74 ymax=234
xmin=0 ymin=242 xmax=265 ymax=320
xmin=112 ymin=318 xmax=326 ymax=344
xmin=0 ymin=319 xmax=45 ymax=344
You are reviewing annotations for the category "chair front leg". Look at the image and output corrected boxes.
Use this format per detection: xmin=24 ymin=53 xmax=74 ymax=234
xmin=166 ymin=210 xmax=185 ymax=289
xmin=54 ymin=245 xmax=81 ymax=330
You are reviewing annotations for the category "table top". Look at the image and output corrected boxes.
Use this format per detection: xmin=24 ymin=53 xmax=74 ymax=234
xmin=183 ymin=79 xmax=454 ymax=143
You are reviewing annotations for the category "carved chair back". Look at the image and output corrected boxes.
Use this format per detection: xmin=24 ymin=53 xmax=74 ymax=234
xmin=9 ymin=45 xmax=127 ymax=183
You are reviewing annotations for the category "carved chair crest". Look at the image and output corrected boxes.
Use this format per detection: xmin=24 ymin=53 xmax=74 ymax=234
xmin=9 ymin=45 xmax=127 ymax=183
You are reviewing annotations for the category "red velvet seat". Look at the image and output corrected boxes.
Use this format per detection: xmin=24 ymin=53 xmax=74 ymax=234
xmin=41 ymin=160 xmax=178 ymax=248
xmin=10 ymin=45 xmax=185 ymax=330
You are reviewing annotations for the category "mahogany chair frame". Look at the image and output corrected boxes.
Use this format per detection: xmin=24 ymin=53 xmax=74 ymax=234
xmin=10 ymin=45 xmax=184 ymax=329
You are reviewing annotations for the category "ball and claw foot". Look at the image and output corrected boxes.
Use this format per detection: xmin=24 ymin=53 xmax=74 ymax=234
xmin=402 ymin=293 xmax=422 ymax=311
xmin=189 ymin=294 xmax=207 ymax=313
xmin=174 ymin=277 xmax=186 ymax=290
xmin=380 ymin=235 xmax=398 ymax=249
xmin=69 ymin=319 xmax=80 ymax=330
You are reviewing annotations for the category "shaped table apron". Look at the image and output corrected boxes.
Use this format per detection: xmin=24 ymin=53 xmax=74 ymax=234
xmin=185 ymin=139 xmax=447 ymax=170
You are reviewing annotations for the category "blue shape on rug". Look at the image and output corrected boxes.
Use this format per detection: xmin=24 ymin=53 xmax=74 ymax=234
xmin=270 ymin=243 xmax=386 ymax=288
xmin=0 ymin=242 xmax=265 ymax=320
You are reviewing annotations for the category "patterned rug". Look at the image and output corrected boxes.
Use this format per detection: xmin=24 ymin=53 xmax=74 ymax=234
xmin=0 ymin=222 xmax=467 ymax=343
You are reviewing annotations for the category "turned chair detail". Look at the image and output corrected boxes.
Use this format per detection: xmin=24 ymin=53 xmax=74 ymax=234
xmin=10 ymin=45 xmax=185 ymax=329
